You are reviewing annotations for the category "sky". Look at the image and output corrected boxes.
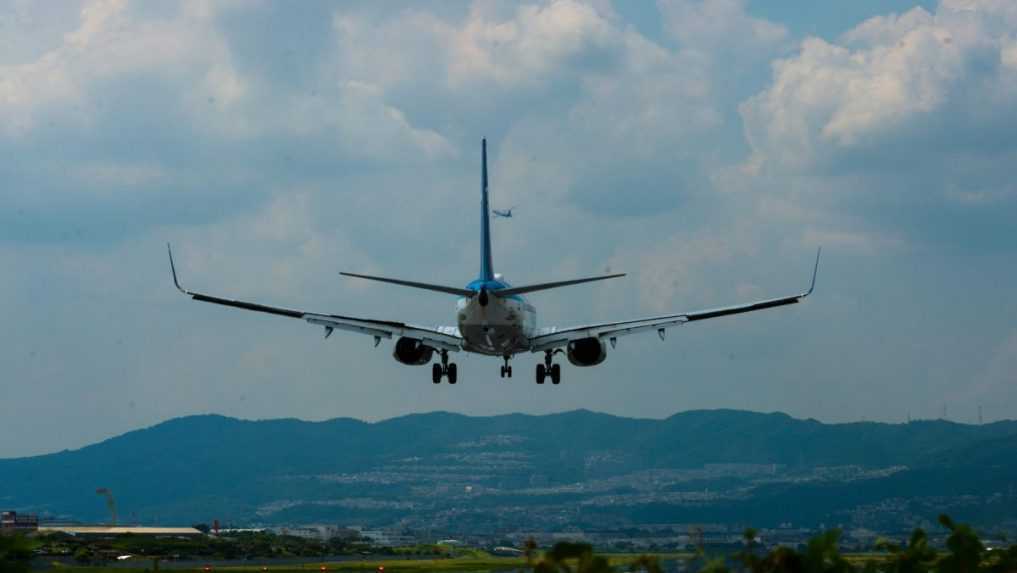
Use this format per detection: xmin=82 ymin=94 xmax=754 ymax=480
xmin=2 ymin=0 xmax=1016 ymax=458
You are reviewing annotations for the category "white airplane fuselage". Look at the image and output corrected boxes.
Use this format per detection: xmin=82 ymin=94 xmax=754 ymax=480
xmin=456 ymin=278 xmax=536 ymax=355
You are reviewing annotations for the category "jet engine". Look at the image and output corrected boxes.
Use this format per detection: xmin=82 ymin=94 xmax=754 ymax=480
xmin=392 ymin=337 xmax=435 ymax=366
xmin=566 ymin=337 xmax=608 ymax=367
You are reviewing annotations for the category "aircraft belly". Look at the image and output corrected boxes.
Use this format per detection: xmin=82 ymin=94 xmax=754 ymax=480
xmin=460 ymin=323 xmax=527 ymax=355
xmin=457 ymin=298 xmax=531 ymax=355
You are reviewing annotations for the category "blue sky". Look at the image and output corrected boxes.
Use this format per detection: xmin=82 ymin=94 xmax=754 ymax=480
xmin=2 ymin=0 xmax=1016 ymax=457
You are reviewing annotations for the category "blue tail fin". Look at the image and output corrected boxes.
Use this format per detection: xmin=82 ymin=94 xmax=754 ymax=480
xmin=479 ymin=138 xmax=495 ymax=282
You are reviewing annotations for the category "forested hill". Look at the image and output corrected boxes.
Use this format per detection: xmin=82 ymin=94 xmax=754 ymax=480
xmin=2 ymin=409 xmax=1015 ymax=527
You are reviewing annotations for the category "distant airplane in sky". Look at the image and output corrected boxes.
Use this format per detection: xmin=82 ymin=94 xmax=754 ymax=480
xmin=492 ymin=206 xmax=516 ymax=218
xmin=168 ymin=139 xmax=820 ymax=385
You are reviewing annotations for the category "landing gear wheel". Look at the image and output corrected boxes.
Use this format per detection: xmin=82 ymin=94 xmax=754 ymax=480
xmin=501 ymin=356 xmax=513 ymax=379
xmin=536 ymin=363 xmax=546 ymax=384
xmin=447 ymin=363 xmax=458 ymax=384
xmin=432 ymin=363 xmax=442 ymax=384
xmin=550 ymin=364 xmax=561 ymax=385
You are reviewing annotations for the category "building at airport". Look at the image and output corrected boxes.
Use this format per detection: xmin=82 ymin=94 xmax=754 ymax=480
xmin=1 ymin=511 xmax=39 ymax=534
xmin=36 ymin=525 xmax=203 ymax=538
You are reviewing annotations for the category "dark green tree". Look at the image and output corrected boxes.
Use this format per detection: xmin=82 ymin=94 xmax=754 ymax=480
xmin=524 ymin=537 xmax=539 ymax=567
xmin=0 ymin=534 xmax=38 ymax=573
xmin=938 ymin=515 xmax=984 ymax=573
xmin=532 ymin=541 xmax=612 ymax=573
xmin=875 ymin=528 xmax=938 ymax=573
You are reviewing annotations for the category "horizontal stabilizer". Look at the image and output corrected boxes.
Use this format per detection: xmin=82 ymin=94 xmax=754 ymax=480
xmin=495 ymin=273 xmax=626 ymax=297
xmin=340 ymin=272 xmax=474 ymax=297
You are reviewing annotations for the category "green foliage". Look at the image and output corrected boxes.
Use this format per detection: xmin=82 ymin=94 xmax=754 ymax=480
xmin=520 ymin=516 xmax=1017 ymax=573
xmin=702 ymin=515 xmax=1017 ymax=573
xmin=31 ymin=529 xmax=372 ymax=563
xmin=0 ymin=533 xmax=40 ymax=573
xmin=531 ymin=541 xmax=656 ymax=573
xmin=875 ymin=528 xmax=938 ymax=573
xmin=937 ymin=515 xmax=985 ymax=573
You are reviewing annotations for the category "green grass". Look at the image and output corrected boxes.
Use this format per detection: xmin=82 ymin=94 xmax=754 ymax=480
xmin=47 ymin=551 xmax=694 ymax=573
xmin=48 ymin=555 xmax=526 ymax=573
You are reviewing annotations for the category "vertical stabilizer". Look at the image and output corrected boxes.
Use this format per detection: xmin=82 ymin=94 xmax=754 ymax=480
xmin=479 ymin=139 xmax=495 ymax=282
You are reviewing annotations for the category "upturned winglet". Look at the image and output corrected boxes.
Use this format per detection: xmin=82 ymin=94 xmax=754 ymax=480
xmin=804 ymin=246 xmax=821 ymax=297
xmin=167 ymin=243 xmax=187 ymax=294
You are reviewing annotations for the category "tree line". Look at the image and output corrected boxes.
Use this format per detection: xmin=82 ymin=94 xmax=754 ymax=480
xmin=527 ymin=515 xmax=1017 ymax=573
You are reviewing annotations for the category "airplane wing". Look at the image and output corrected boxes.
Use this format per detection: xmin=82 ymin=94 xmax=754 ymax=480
xmin=167 ymin=245 xmax=462 ymax=352
xmin=528 ymin=249 xmax=820 ymax=353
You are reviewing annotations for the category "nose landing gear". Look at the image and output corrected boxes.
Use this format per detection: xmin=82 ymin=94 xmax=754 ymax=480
xmin=500 ymin=355 xmax=513 ymax=378
xmin=535 ymin=350 xmax=562 ymax=384
xmin=432 ymin=350 xmax=458 ymax=384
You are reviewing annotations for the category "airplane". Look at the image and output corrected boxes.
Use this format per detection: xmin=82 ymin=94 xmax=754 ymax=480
xmin=492 ymin=206 xmax=516 ymax=218
xmin=167 ymin=139 xmax=820 ymax=385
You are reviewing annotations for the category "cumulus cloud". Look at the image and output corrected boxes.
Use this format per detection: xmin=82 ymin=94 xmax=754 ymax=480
xmin=0 ymin=0 xmax=459 ymax=246
xmin=447 ymin=0 xmax=617 ymax=88
xmin=0 ymin=0 xmax=246 ymax=135
xmin=658 ymin=0 xmax=788 ymax=60
xmin=741 ymin=0 xmax=1017 ymax=173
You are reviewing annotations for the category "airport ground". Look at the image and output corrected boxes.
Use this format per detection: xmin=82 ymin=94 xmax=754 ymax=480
xmin=32 ymin=552 xmax=691 ymax=573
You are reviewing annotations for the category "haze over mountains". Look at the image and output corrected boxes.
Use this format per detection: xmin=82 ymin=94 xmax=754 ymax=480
xmin=2 ymin=410 xmax=1016 ymax=532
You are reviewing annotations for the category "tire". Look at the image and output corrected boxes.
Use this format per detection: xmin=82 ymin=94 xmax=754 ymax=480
xmin=551 ymin=364 xmax=561 ymax=385
xmin=507 ymin=366 xmax=513 ymax=378
xmin=447 ymin=363 xmax=458 ymax=384
xmin=432 ymin=363 xmax=442 ymax=384
xmin=500 ymin=366 xmax=505 ymax=378
xmin=536 ymin=363 xmax=546 ymax=384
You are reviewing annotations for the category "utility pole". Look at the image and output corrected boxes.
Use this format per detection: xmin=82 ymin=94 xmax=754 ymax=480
xmin=96 ymin=488 xmax=117 ymax=526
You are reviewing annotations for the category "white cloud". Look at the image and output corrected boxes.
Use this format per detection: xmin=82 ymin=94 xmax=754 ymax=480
xmin=607 ymin=230 xmax=757 ymax=313
xmin=725 ymin=0 xmax=1017 ymax=260
xmin=799 ymin=227 xmax=905 ymax=256
xmin=330 ymin=1 xmax=617 ymax=94
xmin=740 ymin=0 xmax=1016 ymax=173
xmin=447 ymin=0 xmax=615 ymax=88
xmin=740 ymin=1 xmax=1017 ymax=173
xmin=0 ymin=0 xmax=244 ymax=135
xmin=657 ymin=0 xmax=788 ymax=58
xmin=0 ymin=0 xmax=452 ymax=161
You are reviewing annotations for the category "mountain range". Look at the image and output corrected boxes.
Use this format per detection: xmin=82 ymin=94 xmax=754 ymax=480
xmin=2 ymin=409 xmax=1016 ymax=532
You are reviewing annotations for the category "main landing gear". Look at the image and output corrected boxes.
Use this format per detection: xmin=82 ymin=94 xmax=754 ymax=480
xmin=535 ymin=350 xmax=562 ymax=385
xmin=500 ymin=355 xmax=513 ymax=379
xmin=432 ymin=350 xmax=457 ymax=384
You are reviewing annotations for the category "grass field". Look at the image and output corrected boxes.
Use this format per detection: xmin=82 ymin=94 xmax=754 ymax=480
xmin=45 ymin=551 xmax=696 ymax=573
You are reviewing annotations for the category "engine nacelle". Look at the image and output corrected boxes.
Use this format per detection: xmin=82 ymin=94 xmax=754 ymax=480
xmin=566 ymin=337 xmax=608 ymax=367
xmin=392 ymin=337 xmax=435 ymax=366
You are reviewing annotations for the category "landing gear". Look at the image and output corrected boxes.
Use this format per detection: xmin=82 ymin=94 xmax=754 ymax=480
xmin=500 ymin=355 xmax=513 ymax=378
xmin=433 ymin=350 xmax=458 ymax=384
xmin=535 ymin=350 xmax=562 ymax=384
